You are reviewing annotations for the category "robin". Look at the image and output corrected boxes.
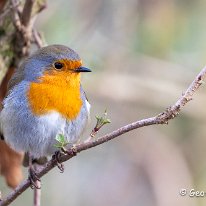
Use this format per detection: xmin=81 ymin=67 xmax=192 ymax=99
xmin=0 ymin=45 xmax=91 ymax=187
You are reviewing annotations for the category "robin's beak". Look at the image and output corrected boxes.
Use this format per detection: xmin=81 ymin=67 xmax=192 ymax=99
xmin=75 ymin=66 xmax=92 ymax=73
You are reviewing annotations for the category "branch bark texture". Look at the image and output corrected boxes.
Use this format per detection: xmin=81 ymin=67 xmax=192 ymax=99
xmin=0 ymin=66 xmax=206 ymax=206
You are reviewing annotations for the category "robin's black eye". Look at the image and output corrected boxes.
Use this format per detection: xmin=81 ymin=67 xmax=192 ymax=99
xmin=54 ymin=62 xmax=64 ymax=70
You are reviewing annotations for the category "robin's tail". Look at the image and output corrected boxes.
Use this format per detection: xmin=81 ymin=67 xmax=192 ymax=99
xmin=0 ymin=140 xmax=23 ymax=188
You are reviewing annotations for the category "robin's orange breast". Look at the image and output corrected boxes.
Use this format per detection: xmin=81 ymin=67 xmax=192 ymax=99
xmin=27 ymin=70 xmax=82 ymax=120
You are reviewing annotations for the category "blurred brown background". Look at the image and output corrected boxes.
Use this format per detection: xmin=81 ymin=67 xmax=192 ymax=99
xmin=1 ymin=0 xmax=206 ymax=205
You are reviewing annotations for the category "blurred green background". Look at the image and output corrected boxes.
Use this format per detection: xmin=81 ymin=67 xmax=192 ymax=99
xmin=1 ymin=0 xmax=206 ymax=205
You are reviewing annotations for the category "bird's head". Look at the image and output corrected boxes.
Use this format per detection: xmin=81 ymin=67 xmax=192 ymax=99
xmin=21 ymin=45 xmax=91 ymax=119
xmin=22 ymin=44 xmax=91 ymax=84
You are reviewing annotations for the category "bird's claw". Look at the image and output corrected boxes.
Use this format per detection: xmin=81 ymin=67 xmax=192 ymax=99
xmin=53 ymin=151 xmax=64 ymax=173
xmin=28 ymin=167 xmax=41 ymax=189
xmin=52 ymin=146 xmax=77 ymax=173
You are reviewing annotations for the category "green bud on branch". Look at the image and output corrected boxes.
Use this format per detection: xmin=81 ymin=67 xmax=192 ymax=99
xmin=54 ymin=134 xmax=69 ymax=151
xmin=91 ymin=110 xmax=111 ymax=137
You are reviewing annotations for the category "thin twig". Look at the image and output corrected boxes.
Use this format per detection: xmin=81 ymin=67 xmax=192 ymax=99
xmin=0 ymin=66 xmax=206 ymax=206
xmin=32 ymin=29 xmax=45 ymax=48
xmin=33 ymin=164 xmax=41 ymax=206
xmin=10 ymin=0 xmax=24 ymax=32
xmin=21 ymin=0 xmax=35 ymax=27
xmin=10 ymin=0 xmax=46 ymax=61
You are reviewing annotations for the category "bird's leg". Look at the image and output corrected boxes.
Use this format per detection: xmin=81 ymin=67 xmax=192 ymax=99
xmin=52 ymin=151 xmax=64 ymax=173
xmin=52 ymin=145 xmax=78 ymax=173
xmin=28 ymin=153 xmax=41 ymax=189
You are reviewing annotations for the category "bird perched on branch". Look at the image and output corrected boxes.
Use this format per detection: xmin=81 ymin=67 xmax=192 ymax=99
xmin=0 ymin=45 xmax=91 ymax=188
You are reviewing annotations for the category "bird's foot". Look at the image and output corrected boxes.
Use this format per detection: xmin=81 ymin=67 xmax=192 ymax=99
xmin=52 ymin=151 xmax=64 ymax=173
xmin=28 ymin=167 xmax=41 ymax=189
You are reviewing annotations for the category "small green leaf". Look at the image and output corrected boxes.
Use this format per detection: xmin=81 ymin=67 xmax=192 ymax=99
xmin=54 ymin=134 xmax=69 ymax=149
xmin=62 ymin=142 xmax=69 ymax=147
xmin=55 ymin=134 xmax=65 ymax=143
xmin=95 ymin=109 xmax=111 ymax=130
xmin=54 ymin=143 xmax=62 ymax=149
xmin=95 ymin=115 xmax=101 ymax=121
xmin=103 ymin=119 xmax=111 ymax=124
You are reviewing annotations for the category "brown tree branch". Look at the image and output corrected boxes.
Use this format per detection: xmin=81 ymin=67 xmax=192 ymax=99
xmin=32 ymin=29 xmax=45 ymax=48
xmin=0 ymin=66 xmax=206 ymax=206
xmin=21 ymin=0 xmax=35 ymax=27
xmin=9 ymin=0 xmax=46 ymax=64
